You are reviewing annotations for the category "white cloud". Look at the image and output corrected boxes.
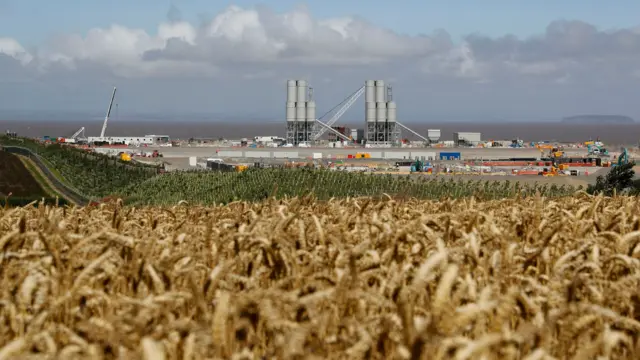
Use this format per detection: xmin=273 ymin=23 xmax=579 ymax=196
xmin=0 ymin=37 xmax=33 ymax=65
xmin=1 ymin=5 xmax=640 ymax=84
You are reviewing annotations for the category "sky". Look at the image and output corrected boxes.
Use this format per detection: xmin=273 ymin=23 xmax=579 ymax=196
xmin=1 ymin=0 xmax=640 ymax=122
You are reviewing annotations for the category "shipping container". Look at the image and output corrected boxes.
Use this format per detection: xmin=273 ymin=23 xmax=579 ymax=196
xmin=439 ymin=152 xmax=461 ymax=160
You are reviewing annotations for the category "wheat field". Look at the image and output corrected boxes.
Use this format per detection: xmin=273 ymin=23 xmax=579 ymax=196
xmin=2 ymin=194 xmax=640 ymax=359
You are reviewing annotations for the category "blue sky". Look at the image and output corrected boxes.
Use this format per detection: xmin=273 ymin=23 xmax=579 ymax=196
xmin=2 ymin=0 xmax=640 ymax=121
xmin=3 ymin=0 xmax=640 ymax=47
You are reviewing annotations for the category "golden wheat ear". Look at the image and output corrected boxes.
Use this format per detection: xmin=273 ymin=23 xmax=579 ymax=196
xmin=1 ymin=195 xmax=638 ymax=358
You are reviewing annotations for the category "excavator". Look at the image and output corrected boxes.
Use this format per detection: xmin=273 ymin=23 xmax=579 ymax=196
xmin=540 ymin=158 xmax=568 ymax=176
xmin=613 ymin=148 xmax=630 ymax=167
xmin=549 ymin=146 xmax=564 ymax=158
xmin=538 ymin=146 xmax=564 ymax=159
xmin=410 ymin=158 xmax=433 ymax=173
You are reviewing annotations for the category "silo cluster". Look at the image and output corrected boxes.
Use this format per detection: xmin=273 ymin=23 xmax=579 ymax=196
xmin=365 ymin=80 xmax=397 ymax=143
xmin=286 ymin=80 xmax=316 ymax=144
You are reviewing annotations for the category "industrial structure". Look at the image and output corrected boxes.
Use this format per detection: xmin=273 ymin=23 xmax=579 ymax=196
xmin=285 ymin=80 xmax=315 ymax=145
xmin=87 ymin=86 xmax=171 ymax=146
xmin=328 ymin=126 xmax=351 ymax=142
xmin=365 ymin=80 xmax=400 ymax=145
xmin=453 ymin=132 xmax=482 ymax=147
xmin=284 ymin=79 xmax=435 ymax=147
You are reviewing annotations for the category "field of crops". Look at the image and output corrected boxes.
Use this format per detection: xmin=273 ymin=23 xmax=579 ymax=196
xmin=0 ymin=136 xmax=160 ymax=198
xmin=122 ymin=168 xmax=580 ymax=205
xmin=2 ymin=194 xmax=640 ymax=358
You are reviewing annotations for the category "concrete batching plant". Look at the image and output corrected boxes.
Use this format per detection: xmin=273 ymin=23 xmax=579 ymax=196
xmin=284 ymin=79 xmax=433 ymax=147
xmin=286 ymin=80 xmax=358 ymax=146
xmin=365 ymin=80 xmax=400 ymax=145
xmin=285 ymin=80 xmax=316 ymax=145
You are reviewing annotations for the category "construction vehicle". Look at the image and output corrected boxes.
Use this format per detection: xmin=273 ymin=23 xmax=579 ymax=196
xmin=536 ymin=143 xmax=555 ymax=151
xmin=410 ymin=159 xmax=433 ymax=173
xmin=551 ymin=147 xmax=564 ymax=158
xmin=537 ymin=146 xmax=563 ymax=159
xmin=588 ymin=144 xmax=609 ymax=157
xmin=539 ymin=157 xmax=567 ymax=176
xmin=612 ymin=148 xmax=630 ymax=167
xmin=119 ymin=152 xmax=131 ymax=161
xmin=510 ymin=138 xmax=524 ymax=148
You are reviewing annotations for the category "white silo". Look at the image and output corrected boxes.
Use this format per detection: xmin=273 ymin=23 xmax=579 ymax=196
xmin=376 ymin=102 xmax=387 ymax=122
xmin=386 ymin=101 xmax=396 ymax=122
xmin=366 ymin=102 xmax=376 ymax=123
xmin=365 ymin=80 xmax=375 ymax=103
xmin=296 ymin=101 xmax=306 ymax=122
xmin=296 ymin=80 xmax=307 ymax=103
xmin=287 ymin=80 xmax=297 ymax=103
xmin=375 ymin=80 xmax=386 ymax=103
xmin=286 ymin=102 xmax=296 ymax=122
xmin=306 ymin=100 xmax=316 ymax=122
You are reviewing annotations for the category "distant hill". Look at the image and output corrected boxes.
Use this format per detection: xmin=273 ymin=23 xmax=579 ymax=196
xmin=562 ymin=115 xmax=635 ymax=124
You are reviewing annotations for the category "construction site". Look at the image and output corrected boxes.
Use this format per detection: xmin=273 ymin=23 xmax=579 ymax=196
xmin=284 ymin=79 xmax=439 ymax=147
xmin=17 ymin=81 xmax=635 ymax=185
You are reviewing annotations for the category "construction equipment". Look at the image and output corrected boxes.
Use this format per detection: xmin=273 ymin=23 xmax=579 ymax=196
xmin=100 ymin=87 xmax=117 ymax=138
xmin=510 ymin=138 xmax=524 ymax=148
xmin=312 ymin=86 xmax=364 ymax=141
xmin=540 ymin=157 xmax=566 ymax=176
xmin=538 ymin=146 xmax=563 ymax=158
xmin=58 ymin=127 xmax=86 ymax=144
xmin=550 ymin=147 xmax=564 ymax=158
xmin=119 ymin=152 xmax=131 ymax=161
xmin=70 ymin=127 xmax=86 ymax=142
xmin=541 ymin=163 xmax=560 ymax=176
xmin=588 ymin=144 xmax=609 ymax=157
xmin=614 ymin=147 xmax=630 ymax=167
xmin=410 ymin=159 xmax=433 ymax=173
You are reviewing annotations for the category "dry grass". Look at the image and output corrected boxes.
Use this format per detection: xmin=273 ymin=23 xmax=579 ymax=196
xmin=2 ymin=193 xmax=640 ymax=359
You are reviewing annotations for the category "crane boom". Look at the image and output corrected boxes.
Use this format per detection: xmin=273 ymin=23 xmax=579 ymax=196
xmin=100 ymin=87 xmax=117 ymax=138
xmin=315 ymin=120 xmax=351 ymax=142
xmin=396 ymin=121 xmax=430 ymax=143
xmin=70 ymin=127 xmax=85 ymax=139
xmin=313 ymin=85 xmax=365 ymax=140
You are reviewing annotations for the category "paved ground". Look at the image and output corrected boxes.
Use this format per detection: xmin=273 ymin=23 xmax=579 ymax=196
xmin=136 ymin=145 xmax=591 ymax=160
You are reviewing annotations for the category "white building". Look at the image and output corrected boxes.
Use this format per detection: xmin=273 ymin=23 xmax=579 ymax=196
xmin=254 ymin=136 xmax=285 ymax=144
xmin=87 ymin=134 xmax=171 ymax=146
xmin=453 ymin=132 xmax=482 ymax=146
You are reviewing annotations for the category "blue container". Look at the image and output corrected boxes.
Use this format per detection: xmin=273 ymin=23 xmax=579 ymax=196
xmin=410 ymin=165 xmax=416 ymax=172
xmin=439 ymin=152 xmax=461 ymax=160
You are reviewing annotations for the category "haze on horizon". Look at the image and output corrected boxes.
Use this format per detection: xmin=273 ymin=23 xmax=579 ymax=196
xmin=1 ymin=0 xmax=640 ymax=122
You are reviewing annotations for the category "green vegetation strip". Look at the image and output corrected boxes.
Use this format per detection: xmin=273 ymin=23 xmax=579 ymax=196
xmin=121 ymin=168 xmax=581 ymax=206
xmin=1 ymin=136 xmax=161 ymax=199
xmin=18 ymin=155 xmax=61 ymax=198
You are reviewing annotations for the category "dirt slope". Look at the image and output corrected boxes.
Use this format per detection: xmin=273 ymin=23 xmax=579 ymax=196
xmin=0 ymin=152 xmax=48 ymax=197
